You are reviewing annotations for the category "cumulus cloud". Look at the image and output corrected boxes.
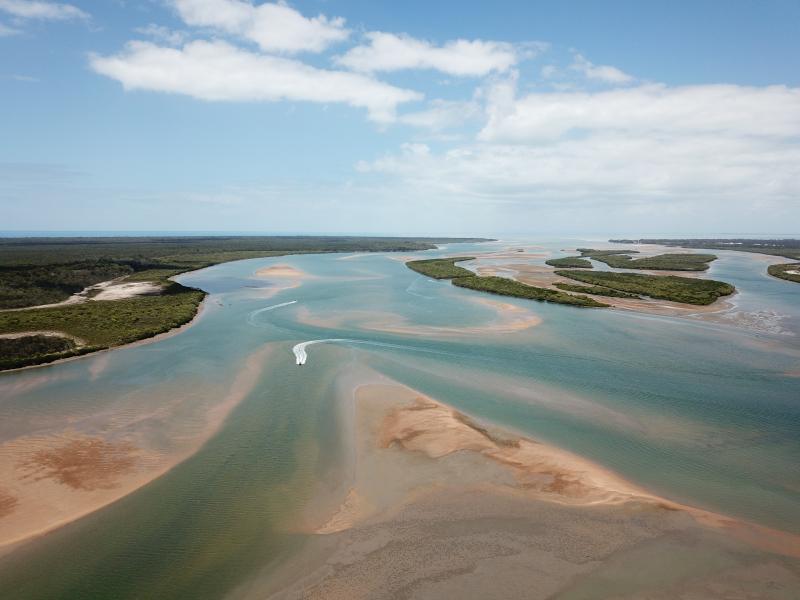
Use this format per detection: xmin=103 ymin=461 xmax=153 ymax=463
xmin=570 ymin=53 xmax=633 ymax=84
xmin=0 ymin=0 xmax=88 ymax=20
xmin=90 ymin=40 xmax=422 ymax=122
xmin=480 ymin=83 xmax=800 ymax=143
xmin=171 ymin=0 xmax=349 ymax=53
xmin=359 ymin=82 xmax=800 ymax=210
xmin=336 ymin=32 xmax=519 ymax=76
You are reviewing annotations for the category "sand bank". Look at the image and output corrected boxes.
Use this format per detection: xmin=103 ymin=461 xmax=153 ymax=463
xmin=253 ymin=264 xmax=311 ymax=298
xmin=252 ymin=378 xmax=800 ymax=599
xmin=295 ymin=297 xmax=541 ymax=339
xmin=0 ymin=344 xmax=272 ymax=550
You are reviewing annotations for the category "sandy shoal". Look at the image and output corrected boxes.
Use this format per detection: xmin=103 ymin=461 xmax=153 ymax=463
xmin=255 ymin=264 xmax=309 ymax=279
xmin=249 ymin=378 xmax=800 ymax=600
xmin=295 ymin=296 xmax=541 ymax=338
xmin=0 ymin=344 xmax=272 ymax=551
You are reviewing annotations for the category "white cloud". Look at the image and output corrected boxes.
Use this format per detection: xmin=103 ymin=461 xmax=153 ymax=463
xmin=359 ymin=82 xmax=800 ymax=212
xmin=0 ymin=0 xmax=88 ymax=20
xmin=171 ymin=0 xmax=349 ymax=53
xmin=336 ymin=32 xmax=519 ymax=76
xmin=480 ymin=83 xmax=800 ymax=143
xmin=135 ymin=23 xmax=187 ymax=46
xmin=90 ymin=40 xmax=422 ymax=122
xmin=569 ymin=53 xmax=633 ymax=84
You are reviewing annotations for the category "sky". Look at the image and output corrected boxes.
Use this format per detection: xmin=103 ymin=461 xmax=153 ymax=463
xmin=1 ymin=0 xmax=799 ymax=236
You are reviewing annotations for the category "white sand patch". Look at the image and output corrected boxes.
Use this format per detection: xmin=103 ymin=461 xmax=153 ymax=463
xmin=91 ymin=282 xmax=163 ymax=301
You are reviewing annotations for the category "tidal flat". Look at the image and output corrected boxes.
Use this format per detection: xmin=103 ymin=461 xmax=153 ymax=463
xmin=0 ymin=239 xmax=798 ymax=599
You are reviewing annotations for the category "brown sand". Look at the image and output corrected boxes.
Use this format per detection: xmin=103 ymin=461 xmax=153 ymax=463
xmin=251 ymin=379 xmax=800 ymax=600
xmin=255 ymin=264 xmax=308 ymax=279
xmin=0 ymin=344 xmax=272 ymax=549
xmin=295 ymin=297 xmax=541 ymax=338
xmin=253 ymin=264 xmax=310 ymax=298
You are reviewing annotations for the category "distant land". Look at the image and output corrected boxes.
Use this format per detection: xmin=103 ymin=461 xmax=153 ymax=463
xmin=610 ymin=238 xmax=800 ymax=283
xmin=0 ymin=235 xmax=490 ymax=370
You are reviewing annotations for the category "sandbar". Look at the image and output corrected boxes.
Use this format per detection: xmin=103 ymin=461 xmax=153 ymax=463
xmin=252 ymin=378 xmax=800 ymax=599
xmin=0 ymin=344 xmax=273 ymax=550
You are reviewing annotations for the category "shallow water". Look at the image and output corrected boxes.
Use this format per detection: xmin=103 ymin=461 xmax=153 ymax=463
xmin=0 ymin=240 xmax=798 ymax=598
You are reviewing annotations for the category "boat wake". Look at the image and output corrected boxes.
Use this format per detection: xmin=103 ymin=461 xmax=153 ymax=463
xmin=292 ymin=338 xmax=452 ymax=366
xmin=246 ymin=301 xmax=297 ymax=326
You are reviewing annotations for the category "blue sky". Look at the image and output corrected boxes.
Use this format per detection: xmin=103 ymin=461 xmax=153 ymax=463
xmin=1 ymin=0 xmax=799 ymax=235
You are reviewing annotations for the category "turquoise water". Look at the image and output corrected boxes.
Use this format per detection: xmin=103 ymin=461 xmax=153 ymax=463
xmin=0 ymin=240 xmax=798 ymax=598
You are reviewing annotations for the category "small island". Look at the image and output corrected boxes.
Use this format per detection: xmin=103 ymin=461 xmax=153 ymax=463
xmin=406 ymin=257 xmax=609 ymax=307
xmin=610 ymin=239 xmax=800 ymax=282
xmin=576 ymin=249 xmax=717 ymax=271
xmin=554 ymin=270 xmax=735 ymax=305
xmin=768 ymin=263 xmax=800 ymax=283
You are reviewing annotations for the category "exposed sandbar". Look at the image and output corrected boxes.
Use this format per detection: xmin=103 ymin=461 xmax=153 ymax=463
xmin=254 ymin=379 xmax=800 ymax=599
xmin=0 ymin=344 xmax=273 ymax=550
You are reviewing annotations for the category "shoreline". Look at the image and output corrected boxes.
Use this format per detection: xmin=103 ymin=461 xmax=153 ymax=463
xmin=0 ymin=295 xmax=210 ymax=375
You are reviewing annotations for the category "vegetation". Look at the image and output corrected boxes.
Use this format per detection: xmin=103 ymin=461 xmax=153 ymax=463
xmin=610 ymin=238 xmax=800 ymax=283
xmin=577 ymin=249 xmax=716 ymax=271
xmin=576 ymin=249 xmax=638 ymax=256
xmin=610 ymin=238 xmax=800 ymax=261
xmin=767 ymin=263 xmax=800 ymax=284
xmin=0 ymin=261 xmax=134 ymax=309
xmin=553 ymin=282 xmax=640 ymax=298
xmin=545 ymin=256 xmax=593 ymax=268
xmin=405 ymin=257 xmax=476 ymax=278
xmin=452 ymin=276 xmax=608 ymax=307
xmin=0 ymin=335 xmax=79 ymax=370
xmin=0 ymin=283 xmax=204 ymax=369
xmin=1 ymin=236 xmax=490 ymax=309
xmin=0 ymin=235 xmax=489 ymax=370
xmin=407 ymin=257 xmax=608 ymax=308
xmin=555 ymin=270 xmax=735 ymax=305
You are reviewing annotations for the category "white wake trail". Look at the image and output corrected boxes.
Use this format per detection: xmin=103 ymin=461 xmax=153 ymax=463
xmin=292 ymin=338 xmax=453 ymax=366
xmin=246 ymin=300 xmax=297 ymax=326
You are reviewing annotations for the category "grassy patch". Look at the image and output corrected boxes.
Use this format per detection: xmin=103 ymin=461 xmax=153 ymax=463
xmin=0 ymin=262 xmax=133 ymax=309
xmin=545 ymin=256 xmax=593 ymax=268
xmin=406 ymin=257 xmax=608 ymax=308
xmin=555 ymin=270 xmax=734 ymax=305
xmin=767 ymin=263 xmax=800 ymax=284
xmin=452 ymin=276 xmax=608 ymax=307
xmin=0 ymin=335 xmax=80 ymax=370
xmin=578 ymin=249 xmax=716 ymax=271
xmin=406 ymin=257 xmax=476 ymax=279
xmin=553 ymin=282 xmax=640 ymax=298
xmin=0 ymin=283 xmax=204 ymax=350
xmin=611 ymin=238 xmax=800 ymax=262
